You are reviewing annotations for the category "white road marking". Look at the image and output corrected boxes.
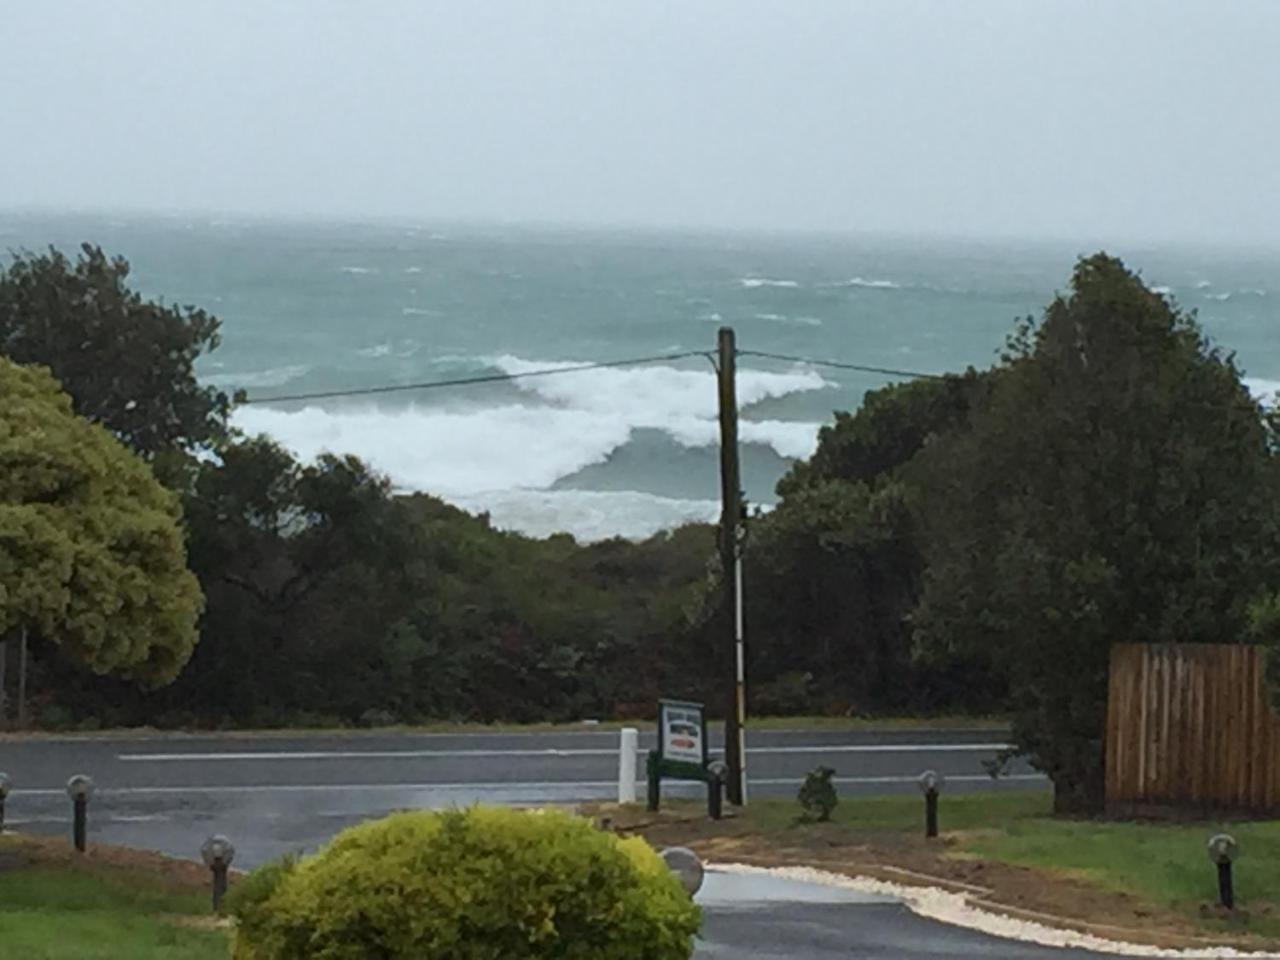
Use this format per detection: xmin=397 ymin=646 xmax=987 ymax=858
xmin=116 ymin=743 xmax=1012 ymax=762
xmin=8 ymin=773 xmax=1044 ymax=798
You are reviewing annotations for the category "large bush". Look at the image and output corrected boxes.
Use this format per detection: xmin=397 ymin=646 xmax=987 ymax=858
xmin=229 ymin=806 xmax=700 ymax=960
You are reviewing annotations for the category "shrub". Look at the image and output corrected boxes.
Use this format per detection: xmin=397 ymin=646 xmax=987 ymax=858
xmin=797 ymin=765 xmax=838 ymax=822
xmin=229 ymin=806 xmax=700 ymax=960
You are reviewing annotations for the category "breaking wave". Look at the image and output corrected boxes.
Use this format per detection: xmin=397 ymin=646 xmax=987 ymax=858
xmin=229 ymin=355 xmax=831 ymax=535
xmin=740 ymin=277 xmax=800 ymax=289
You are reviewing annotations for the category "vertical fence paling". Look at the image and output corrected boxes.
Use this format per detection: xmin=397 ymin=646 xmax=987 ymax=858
xmin=1106 ymin=644 xmax=1280 ymax=814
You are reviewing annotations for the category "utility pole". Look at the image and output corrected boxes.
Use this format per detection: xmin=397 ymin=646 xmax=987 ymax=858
xmin=716 ymin=326 xmax=746 ymax=805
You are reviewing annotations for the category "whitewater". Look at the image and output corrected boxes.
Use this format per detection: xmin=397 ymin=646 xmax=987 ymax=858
xmin=3 ymin=213 xmax=1277 ymax=540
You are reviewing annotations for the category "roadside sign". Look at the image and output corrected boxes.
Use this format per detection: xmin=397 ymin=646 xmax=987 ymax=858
xmin=657 ymin=699 xmax=708 ymax=779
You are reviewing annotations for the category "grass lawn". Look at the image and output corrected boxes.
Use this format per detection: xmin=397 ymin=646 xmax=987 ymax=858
xmin=612 ymin=789 xmax=1280 ymax=946
xmin=0 ymin=835 xmax=230 ymax=960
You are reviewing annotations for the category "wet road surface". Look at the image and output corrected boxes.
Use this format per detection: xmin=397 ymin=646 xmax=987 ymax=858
xmin=0 ymin=726 xmax=1040 ymax=866
xmin=694 ymin=872 xmax=1112 ymax=958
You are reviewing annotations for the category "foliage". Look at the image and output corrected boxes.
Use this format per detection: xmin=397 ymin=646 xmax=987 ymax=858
xmin=730 ymin=372 xmax=1001 ymax=718
xmin=229 ymin=806 xmax=700 ymax=960
xmin=912 ymin=255 xmax=1280 ymax=813
xmin=1249 ymin=593 xmax=1280 ymax=710
xmin=797 ymin=765 xmax=838 ymax=822
xmin=0 ymin=359 xmax=202 ymax=686
xmin=0 ymin=244 xmax=231 ymax=459
xmin=776 ymin=372 xmax=988 ymax=497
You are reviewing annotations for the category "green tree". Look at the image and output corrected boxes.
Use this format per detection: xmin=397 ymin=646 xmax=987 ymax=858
xmin=0 ymin=244 xmax=231 ymax=458
xmin=742 ymin=373 xmax=997 ymax=717
xmin=0 ymin=359 xmax=203 ymax=686
xmin=913 ymin=255 xmax=1279 ymax=813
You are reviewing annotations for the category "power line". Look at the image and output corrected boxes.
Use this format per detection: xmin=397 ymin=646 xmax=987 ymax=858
xmin=735 ymin=349 xmax=948 ymax=381
xmin=241 ymin=350 xmax=711 ymax=404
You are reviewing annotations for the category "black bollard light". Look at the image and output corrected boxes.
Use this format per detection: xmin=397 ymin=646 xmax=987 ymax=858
xmin=660 ymin=846 xmax=705 ymax=897
xmin=706 ymin=759 xmax=728 ymax=821
xmin=0 ymin=772 xmax=11 ymax=832
xmin=66 ymin=775 xmax=94 ymax=853
xmin=918 ymin=770 xmax=944 ymax=839
xmin=201 ymin=835 xmax=236 ymax=913
xmin=1207 ymin=833 xmax=1238 ymax=910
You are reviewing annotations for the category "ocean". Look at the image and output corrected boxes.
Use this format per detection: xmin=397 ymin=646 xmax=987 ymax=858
xmin=2 ymin=213 xmax=1277 ymax=541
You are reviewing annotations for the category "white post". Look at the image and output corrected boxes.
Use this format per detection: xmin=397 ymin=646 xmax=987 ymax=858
xmin=618 ymin=727 xmax=638 ymax=804
xmin=734 ymin=545 xmax=747 ymax=805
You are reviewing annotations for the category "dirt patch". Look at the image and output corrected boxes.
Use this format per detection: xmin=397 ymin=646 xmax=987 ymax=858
xmin=0 ymin=833 xmax=211 ymax=890
xmin=588 ymin=804 xmax=1279 ymax=953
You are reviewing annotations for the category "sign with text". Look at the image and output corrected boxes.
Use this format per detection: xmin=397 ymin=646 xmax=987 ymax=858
xmin=658 ymin=699 xmax=707 ymax=772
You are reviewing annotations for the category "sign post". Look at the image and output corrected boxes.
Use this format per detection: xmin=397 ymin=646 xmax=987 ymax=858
xmin=647 ymin=700 xmax=712 ymax=812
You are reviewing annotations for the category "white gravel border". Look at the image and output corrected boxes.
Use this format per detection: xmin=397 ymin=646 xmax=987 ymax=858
xmin=708 ymin=863 xmax=1280 ymax=958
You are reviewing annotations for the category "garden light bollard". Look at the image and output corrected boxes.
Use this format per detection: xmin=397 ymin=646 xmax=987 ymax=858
xmin=706 ymin=759 xmax=728 ymax=821
xmin=661 ymin=846 xmax=705 ymax=897
xmin=918 ymin=770 xmax=944 ymax=839
xmin=66 ymin=774 xmax=94 ymax=853
xmin=1207 ymin=833 xmax=1238 ymax=910
xmin=618 ymin=727 xmax=639 ymax=804
xmin=0 ymin=772 xmax=10 ymax=831
xmin=201 ymin=835 xmax=236 ymax=912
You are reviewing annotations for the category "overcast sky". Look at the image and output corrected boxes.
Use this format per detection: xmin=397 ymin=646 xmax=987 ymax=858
xmin=2 ymin=1 xmax=1277 ymax=244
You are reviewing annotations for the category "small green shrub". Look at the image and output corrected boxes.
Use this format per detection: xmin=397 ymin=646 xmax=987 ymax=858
xmin=229 ymin=806 xmax=700 ymax=960
xmin=797 ymin=765 xmax=838 ymax=822
xmin=224 ymin=852 xmax=299 ymax=926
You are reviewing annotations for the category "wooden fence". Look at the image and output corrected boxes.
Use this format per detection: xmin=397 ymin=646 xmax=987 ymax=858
xmin=1106 ymin=643 xmax=1280 ymax=815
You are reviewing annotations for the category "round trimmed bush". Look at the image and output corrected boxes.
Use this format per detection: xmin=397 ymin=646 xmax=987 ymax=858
xmin=228 ymin=806 xmax=701 ymax=960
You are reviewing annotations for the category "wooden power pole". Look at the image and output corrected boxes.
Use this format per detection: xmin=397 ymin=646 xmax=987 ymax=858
xmin=716 ymin=327 xmax=746 ymax=805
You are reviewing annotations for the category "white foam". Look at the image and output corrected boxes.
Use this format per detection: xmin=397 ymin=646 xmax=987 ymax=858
xmin=404 ymin=266 xmax=422 ymax=274
xmin=402 ymin=307 xmax=440 ymax=317
xmin=1247 ymin=378 xmax=1280 ymax=404
xmin=449 ymin=489 xmax=720 ymax=541
xmin=1206 ymin=292 xmax=1232 ymax=302
xmin=1150 ymin=285 xmax=1173 ymax=295
xmin=755 ymin=313 xmax=822 ymax=328
xmin=204 ymin=364 xmax=310 ymax=389
xmin=339 ymin=266 xmax=377 ymax=275
xmin=233 ymin=402 xmax=631 ymax=496
xmin=492 ymin=355 xmax=830 ymax=459
xmin=740 ymin=277 xmax=800 ymax=289
xmin=357 ymin=343 xmax=393 ymax=358
xmin=1196 ymin=280 xmax=1213 ymax=289
xmin=230 ymin=356 xmax=829 ymax=537
xmin=837 ymin=276 xmax=901 ymax=290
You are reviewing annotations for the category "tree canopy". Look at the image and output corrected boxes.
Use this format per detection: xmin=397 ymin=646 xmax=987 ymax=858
xmin=0 ymin=359 xmax=203 ymax=687
xmin=912 ymin=254 xmax=1280 ymax=813
xmin=0 ymin=244 xmax=231 ymax=458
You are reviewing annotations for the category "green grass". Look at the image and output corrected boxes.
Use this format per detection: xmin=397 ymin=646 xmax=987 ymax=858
xmin=742 ymin=787 xmax=1051 ymax=834
xmin=0 ymin=843 xmax=230 ymax=959
xmin=964 ymin=815 xmax=1280 ymax=905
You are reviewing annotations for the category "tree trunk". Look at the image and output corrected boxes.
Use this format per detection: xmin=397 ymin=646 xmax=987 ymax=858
xmin=17 ymin=625 xmax=28 ymax=729
xmin=1051 ymin=750 xmax=1107 ymax=815
xmin=0 ymin=637 xmax=7 ymax=731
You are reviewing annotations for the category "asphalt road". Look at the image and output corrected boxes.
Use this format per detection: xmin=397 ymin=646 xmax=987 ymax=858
xmin=0 ymin=726 xmax=1109 ymax=959
xmin=694 ymin=872 xmax=1112 ymax=959
xmin=0 ymin=726 xmax=1040 ymax=867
